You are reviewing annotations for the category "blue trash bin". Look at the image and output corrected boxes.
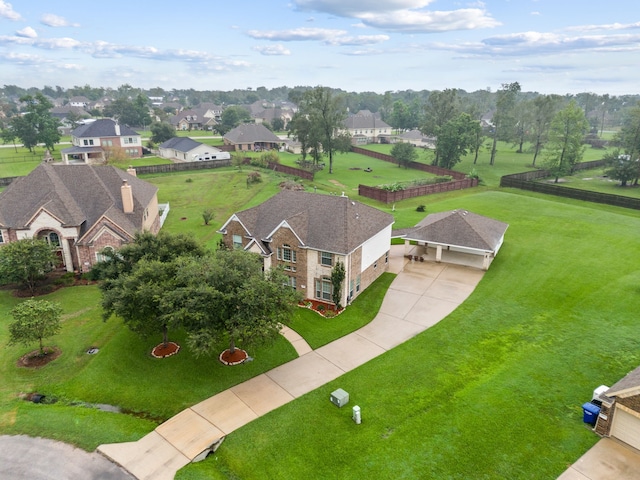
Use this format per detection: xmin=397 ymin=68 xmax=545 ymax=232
xmin=582 ymin=402 xmax=600 ymax=426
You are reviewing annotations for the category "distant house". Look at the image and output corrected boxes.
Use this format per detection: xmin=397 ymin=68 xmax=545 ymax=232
xmin=0 ymin=164 xmax=162 ymax=273
xmin=393 ymin=210 xmax=508 ymax=270
xmin=223 ymin=123 xmax=282 ymax=152
xmin=397 ymin=130 xmax=436 ymax=149
xmin=596 ymin=366 xmax=640 ymax=450
xmin=61 ymin=119 xmax=142 ymax=164
xmin=342 ymin=110 xmax=392 ymax=145
xmin=218 ymin=190 xmax=394 ymax=307
xmin=158 ymin=137 xmax=228 ymax=162
xmin=170 ymin=107 xmax=219 ymax=131
xmin=68 ymin=96 xmax=90 ymax=108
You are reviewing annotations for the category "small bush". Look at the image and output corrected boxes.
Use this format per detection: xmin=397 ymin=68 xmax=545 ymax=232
xmin=186 ymin=178 xmax=193 ymax=183
xmin=416 ymin=205 xmax=426 ymax=212
xmin=324 ymin=310 xmax=337 ymax=318
xmin=247 ymin=171 xmax=262 ymax=184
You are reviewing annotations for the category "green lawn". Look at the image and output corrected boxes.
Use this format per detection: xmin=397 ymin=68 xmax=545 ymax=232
xmin=175 ymin=189 xmax=640 ymax=480
xmin=537 ymin=167 xmax=640 ymax=199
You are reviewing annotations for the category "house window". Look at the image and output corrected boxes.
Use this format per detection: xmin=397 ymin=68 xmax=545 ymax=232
xmin=356 ymin=275 xmax=361 ymax=292
xmin=96 ymin=246 xmax=114 ymax=262
xmin=0 ymin=230 xmax=4 ymax=243
xmin=104 ymin=139 xmax=113 ymax=146
xmin=349 ymin=279 xmax=354 ymax=298
xmin=278 ymin=244 xmax=296 ymax=263
xmin=285 ymin=276 xmax=297 ymax=289
xmin=40 ymin=231 xmax=60 ymax=247
xmin=315 ymin=277 xmax=332 ymax=301
xmin=320 ymin=251 xmax=332 ymax=266
xmin=232 ymin=234 xmax=242 ymax=249
xmin=83 ymin=139 xmax=94 ymax=146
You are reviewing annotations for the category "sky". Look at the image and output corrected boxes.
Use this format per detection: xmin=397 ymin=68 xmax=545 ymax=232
xmin=1 ymin=0 xmax=638 ymax=96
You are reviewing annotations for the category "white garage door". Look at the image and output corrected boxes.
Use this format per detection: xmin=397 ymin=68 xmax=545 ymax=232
xmin=611 ymin=406 xmax=640 ymax=450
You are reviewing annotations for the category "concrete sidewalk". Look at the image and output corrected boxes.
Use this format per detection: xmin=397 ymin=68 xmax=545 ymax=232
xmin=98 ymin=247 xmax=484 ymax=479
xmin=557 ymin=438 xmax=640 ymax=480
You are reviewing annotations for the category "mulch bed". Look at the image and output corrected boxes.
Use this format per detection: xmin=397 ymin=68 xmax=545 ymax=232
xmin=219 ymin=348 xmax=248 ymax=366
xmin=151 ymin=342 xmax=180 ymax=358
xmin=17 ymin=347 xmax=62 ymax=368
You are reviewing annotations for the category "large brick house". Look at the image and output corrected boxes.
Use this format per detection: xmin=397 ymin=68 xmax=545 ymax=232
xmin=61 ymin=119 xmax=142 ymax=164
xmin=218 ymin=190 xmax=394 ymax=307
xmin=0 ymin=164 xmax=161 ymax=273
xmin=223 ymin=123 xmax=282 ymax=152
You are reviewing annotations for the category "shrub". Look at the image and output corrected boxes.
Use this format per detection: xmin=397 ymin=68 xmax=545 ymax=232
xmin=416 ymin=205 xmax=426 ymax=212
xmin=186 ymin=178 xmax=193 ymax=183
xmin=247 ymin=171 xmax=262 ymax=184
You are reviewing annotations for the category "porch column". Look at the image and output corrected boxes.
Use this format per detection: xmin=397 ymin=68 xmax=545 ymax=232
xmin=61 ymin=238 xmax=74 ymax=272
xmin=436 ymin=245 xmax=442 ymax=263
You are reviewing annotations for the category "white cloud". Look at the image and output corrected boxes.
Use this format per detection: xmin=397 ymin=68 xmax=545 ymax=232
xmin=254 ymin=44 xmax=291 ymax=55
xmin=247 ymin=27 xmax=347 ymax=42
xmin=568 ymin=21 xmax=640 ymax=32
xmin=0 ymin=0 xmax=21 ymax=21
xmin=41 ymin=13 xmax=80 ymax=28
xmin=293 ymin=0 xmax=499 ymax=34
xmin=16 ymin=27 xmax=37 ymax=38
xmin=326 ymin=34 xmax=390 ymax=46
xmin=0 ymin=51 xmax=42 ymax=64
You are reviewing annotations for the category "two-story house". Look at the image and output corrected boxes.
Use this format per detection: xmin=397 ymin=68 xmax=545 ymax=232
xmin=61 ymin=119 xmax=142 ymax=164
xmin=343 ymin=110 xmax=392 ymax=145
xmin=218 ymin=190 xmax=394 ymax=308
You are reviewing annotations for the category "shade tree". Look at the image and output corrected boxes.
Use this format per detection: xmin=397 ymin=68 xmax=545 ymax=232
xmin=0 ymin=238 xmax=57 ymax=295
xmin=9 ymin=299 xmax=62 ymax=356
xmin=543 ymin=101 xmax=589 ymax=182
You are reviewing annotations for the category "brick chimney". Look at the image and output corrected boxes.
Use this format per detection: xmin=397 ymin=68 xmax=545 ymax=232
xmin=121 ymin=180 xmax=134 ymax=213
xmin=126 ymin=166 xmax=137 ymax=177
xmin=114 ymin=121 xmax=121 ymax=136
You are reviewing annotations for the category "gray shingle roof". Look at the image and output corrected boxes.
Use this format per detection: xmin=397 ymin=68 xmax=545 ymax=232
xmin=606 ymin=366 xmax=640 ymax=398
xmin=0 ymin=164 xmax=157 ymax=242
xmin=159 ymin=137 xmax=203 ymax=152
xmin=393 ymin=210 xmax=508 ymax=252
xmin=229 ymin=190 xmax=394 ymax=254
xmin=344 ymin=112 xmax=391 ymax=130
xmin=223 ymin=124 xmax=281 ymax=144
xmin=71 ymin=119 xmax=139 ymax=138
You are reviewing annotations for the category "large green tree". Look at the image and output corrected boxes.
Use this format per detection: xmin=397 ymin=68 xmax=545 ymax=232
xmin=613 ymin=101 xmax=640 ymax=183
xmin=165 ymin=250 xmax=301 ymax=357
xmin=604 ymin=149 xmax=638 ymax=187
xmin=529 ymin=94 xmax=563 ymax=166
xmin=294 ymin=87 xmax=349 ymax=174
xmin=434 ymin=113 xmax=480 ymax=169
xmin=0 ymin=238 xmax=57 ymax=294
xmin=104 ymin=94 xmax=151 ymax=127
xmin=214 ymin=106 xmax=252 ymax=135
xmin=9 ymin=299 xmax=62 ymax=356
xmin=489 ymin=82 xmax=521 ymax=165
xmin=150 ymin=122 xmax=175 ymax=144
xmin=543 ymin=101 xmax=589 ymax=182
xmin=391 ymin=142 xmax=418 ymax=169
xmin=9 ymin=93 xmax=61 ymax=152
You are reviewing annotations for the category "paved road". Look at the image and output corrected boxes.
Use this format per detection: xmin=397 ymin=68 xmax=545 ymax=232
xmin=0 ymin=435 xmax=134 ymax=480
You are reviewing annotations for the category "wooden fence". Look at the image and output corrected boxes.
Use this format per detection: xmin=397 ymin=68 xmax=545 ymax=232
xmin=352 ymin=146 xmax=477 ymax=203
xmin=359 ymin=178 xmax=478 ymax=204
xmin=499 ymin=159 xmax=640 ymax=210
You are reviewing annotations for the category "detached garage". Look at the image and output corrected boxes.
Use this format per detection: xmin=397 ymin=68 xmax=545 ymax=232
xmin=595 ymin=366 xmax=640 ymax=450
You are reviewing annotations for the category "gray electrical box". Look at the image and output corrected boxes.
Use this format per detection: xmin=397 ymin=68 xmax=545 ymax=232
xmin=330 ymin=388 xmax=349 ymax=407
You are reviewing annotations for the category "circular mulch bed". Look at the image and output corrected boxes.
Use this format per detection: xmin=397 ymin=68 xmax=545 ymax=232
xmin=151 ymin=342 xmax=180 ymax=358
xmin=219 ymin=348 xmax=248 ymax=366
xmin=17 ymin=347 xmax=62 ymax=368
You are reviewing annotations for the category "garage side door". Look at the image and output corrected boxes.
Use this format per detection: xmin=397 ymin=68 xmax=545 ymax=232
xmin=611 ymin=406 xmax=640 ymax=450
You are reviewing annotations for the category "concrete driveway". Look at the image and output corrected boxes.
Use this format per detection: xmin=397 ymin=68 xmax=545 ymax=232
xmin=558 ymin=438 xmax=640 ymax=480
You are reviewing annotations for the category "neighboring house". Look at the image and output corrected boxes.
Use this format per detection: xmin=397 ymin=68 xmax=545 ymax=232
xmin=596 ymin=366 xmax=640 ymax=450
xmin=218 ymin=190 xmax=394 ymax=307
xmin=252 ymin=107 xmax=293 ymax=129
xmin=397 ymin=129 xmax=436 ymax=149
xmin=223 ymin=123 xmax=282 ymax=152
xmin=61 ymin=119 xmax=142 ymax=164
xmin=0 ymin=164 xmax=162 ymax=273
xmin=68 ymin=96 xmax=90 ymax=108
xmin=393 ymin=210 xmax=508 ymax=270
xmin=170 ymin=107 xmax=218 ymax=131
xmin=343 ymin=110 xmax=392 ymax=145
xmin=158 ymin=137 xmax=228 ymax=162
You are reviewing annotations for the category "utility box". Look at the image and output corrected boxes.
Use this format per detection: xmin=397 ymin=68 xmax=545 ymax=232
xmin=352 ymin=405 xmax=361 ymax=424
xmin=330 ymin=388 xmax=349 ymax=408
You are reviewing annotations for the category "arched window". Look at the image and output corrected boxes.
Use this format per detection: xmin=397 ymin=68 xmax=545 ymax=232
xmin=96 ymin=246 xmax=114 ymax=263
xmin=39 ymin=230 xmax=60 ymax=247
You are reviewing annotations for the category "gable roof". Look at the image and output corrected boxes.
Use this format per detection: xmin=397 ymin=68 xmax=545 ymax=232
xmin=0 ymin=164 xmax=157 ymax=242
xmin=71 ymin=118 xmax=139 ymax=138
xmin=393 ymin=210 xmax=508 ymax=252
xmin=223 ymin=123 xmax=281 ymax=144
xmin=344 ymin=111 xmax=391 ymax=130
xmin=221 ymin=190 xmax=394 ymax=255
xmin=606 ymin=366 xmax=640 ymax=399
xmin=159 ymin=137 xmax=204 ymax=153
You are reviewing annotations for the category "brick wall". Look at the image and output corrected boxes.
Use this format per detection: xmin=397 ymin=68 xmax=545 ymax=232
xmin=595 ymin=394 xmax=640 ymax=436
xmin=271 ymin=228 xmax=307 ymax=296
